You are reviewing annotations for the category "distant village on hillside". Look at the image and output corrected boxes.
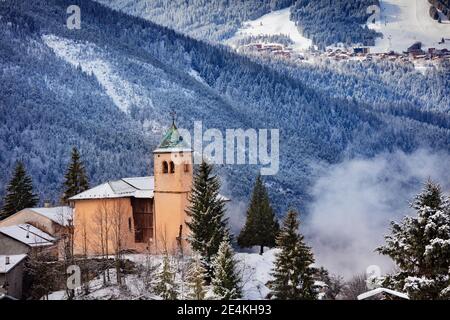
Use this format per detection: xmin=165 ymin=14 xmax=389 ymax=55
xmin=237 ymin=40 xmax=450 ymax=70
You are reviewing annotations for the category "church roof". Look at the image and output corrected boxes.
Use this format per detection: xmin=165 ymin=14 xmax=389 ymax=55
xmin=69 ymin=176 xmax=154 ymax=200
xmin=154 ymin=123 xmax=191 ymax=153
xmin=69 ymin=176 xmax=230 ymax=202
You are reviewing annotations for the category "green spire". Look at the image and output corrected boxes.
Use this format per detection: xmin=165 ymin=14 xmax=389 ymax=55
xmin=156 ymin=122 xmax=191 ymax=150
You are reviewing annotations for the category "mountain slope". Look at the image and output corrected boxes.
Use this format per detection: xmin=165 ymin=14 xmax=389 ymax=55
xmin=1 ymin=0 xmax=450 ymax=214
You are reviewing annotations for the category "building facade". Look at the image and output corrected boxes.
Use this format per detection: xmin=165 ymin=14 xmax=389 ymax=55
xmin=71 ymin=122 xmax=193 ymax=255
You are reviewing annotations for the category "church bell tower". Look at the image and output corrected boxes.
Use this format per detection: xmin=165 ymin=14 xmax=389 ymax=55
xmin=153 ymin=121 xmax=193 ymax=253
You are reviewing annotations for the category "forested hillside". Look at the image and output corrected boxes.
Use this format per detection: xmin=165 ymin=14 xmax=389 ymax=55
xmin=95 ymin=0 xmax=295 ymax=42
xmin=1 ymin=0 xmax=450 ymax=214
xmin=290 ymin=0 xmax=382 ymax=48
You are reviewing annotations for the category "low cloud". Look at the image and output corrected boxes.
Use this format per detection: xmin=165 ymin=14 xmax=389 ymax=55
xmin=304 ymin=149 xmax=450 ymax=279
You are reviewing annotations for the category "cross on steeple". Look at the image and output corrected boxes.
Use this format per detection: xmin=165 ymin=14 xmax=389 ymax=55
xmin=170 ymin=110 xmax=177 ymax=126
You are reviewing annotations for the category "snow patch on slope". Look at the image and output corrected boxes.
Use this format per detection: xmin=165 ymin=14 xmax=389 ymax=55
xmin=369 ymin=0 xmax=450 ymax=53
xmin=42 ymin=34 xmax=154 ymax=113
xmin=227 ymin=7 xmax=312 ymax=52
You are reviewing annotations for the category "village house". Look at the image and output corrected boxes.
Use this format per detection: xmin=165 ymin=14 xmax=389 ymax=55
xmin=0 ymin=206 xmax=73 ymax=258
xmin=70 ymin=122 xmax=194 ymax=255
xmin=0 ymin=254 xmax=27 ymax=299
xmin=0 ymin=224 xmax=56 ymax=257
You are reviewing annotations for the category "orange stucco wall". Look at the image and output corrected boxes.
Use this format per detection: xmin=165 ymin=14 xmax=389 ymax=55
xmin=153 ymin=151 xmax=192 ymax=254
xmin=73 ymin=198 xmax=139 ymax=256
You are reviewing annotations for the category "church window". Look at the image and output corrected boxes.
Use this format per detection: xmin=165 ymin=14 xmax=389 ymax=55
xmin=184 ymin=163 xmax=190 ymax=172
xmin=162 ymin=161 xmax=168 ymax=173
xmin=170 ymin=161 xmax=175 ymax=173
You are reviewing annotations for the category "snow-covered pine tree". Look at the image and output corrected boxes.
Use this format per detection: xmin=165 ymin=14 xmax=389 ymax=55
xmin=268 ymin=209 xmax=317 ymax=300
xmin=377 ymin=180 xmax=450 ymax=300
xmin=211 ymin=235 xmax=242 ymax=300
xmin=238 ymin=174 xmax=279 ymax=255
xmin=155 ymin=255 xmax=178 ymax=300
xmin=1 ymin=161 xmax=38 ymax=220
xmin=61 ymin=147 xmax=89 ymax=204
xmin=186 ymin=253 xmax=207 ymax=300
xmin=186 ymin=161 xmax=228 ymax=278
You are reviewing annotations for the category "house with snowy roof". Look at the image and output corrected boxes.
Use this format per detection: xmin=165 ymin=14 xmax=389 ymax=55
xmin=0 ymin=206 xmax=73 ymax=235
xmin=70 ymin=121 xmax=199 ymax=255
xmin=0 ymin=254 xmax=27 ymax=299
xmin=0 ymin=224 xmax=56 ymax=257
xmin=0 ymin=206 xmax=73 ymax=259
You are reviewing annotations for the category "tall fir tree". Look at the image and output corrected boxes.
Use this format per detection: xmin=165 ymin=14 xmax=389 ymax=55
xmin=268 ymin=209 xmax=317 ymax=300
xmin=1 ymin=161 xmax=38 ymax=220
xmin=61 ymin=147 xmax=89 ymax=204
xmin=186 ymin=254 xmax=207 ymax=300
xmin=186 ymin=161 xmax=228 ymax=278
xmin=155 ymin=254 xmax=178 ymax=300
xmin=211 ymin=235 xmax=242 ymax=300
xmin=238 ymin=174 xmax=279 ymax=254
xmin=377 ymin=180 xmax=450 ymax=300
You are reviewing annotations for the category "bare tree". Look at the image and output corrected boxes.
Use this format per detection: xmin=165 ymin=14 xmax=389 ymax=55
xmin=341 ymin=273 xmax=368 ymax=300
xmin=110 ymin=199 xmax=126 ymax=286
xmin=92 ymin=199 xmax=112 ymax=285
xmin=58 ymin=207 xmax=75 ymax=300
xmin=79 ymin=218 xmax=90 ymax=294
xmin=137 ymin=245 xmax=160 ymax=297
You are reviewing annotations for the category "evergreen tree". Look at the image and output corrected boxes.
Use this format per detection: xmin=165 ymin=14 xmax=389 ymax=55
xmin=268 ymin=209 xmax=317 ymax=300
xmin=211 ymin=235 xmax=242 ymax=300
xmin=238 ymin=175 xmax=279 ymax=254
xmin=186 ymin=253 xmax=207 ymax=300
xmin=377 ymin=180 xmax=450 ymax=300
xmin=61 ymin=147 xmax=89 ymax=204
xmin=186 ymin=161 xmax=228 ymax=278
xmin=155 ymin=255 xmax=178 ymax=300
xmin=1 ymin=161 xmax=38 ymax=220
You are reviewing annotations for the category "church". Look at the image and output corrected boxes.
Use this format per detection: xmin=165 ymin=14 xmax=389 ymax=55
xmin=70 ymin=122 xmax=194 ymax=255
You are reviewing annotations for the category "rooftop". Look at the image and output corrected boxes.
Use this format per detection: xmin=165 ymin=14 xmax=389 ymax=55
xmin=0 ymin=254 xmax=27 ymax=273
xmin=357 ymin=288 xmax=409 ymax=300
xmin=70 ymin=176 xmax=154 ymax=200
xmin=0 ymin=224 xmax=55 ymax=247
xmin=28 ymin=206 xmax=73 ymax=226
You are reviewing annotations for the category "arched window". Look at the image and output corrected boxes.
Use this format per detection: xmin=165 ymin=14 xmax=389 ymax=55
xmin=162 ymin=161 xmax=168 ymax=174
xmin=169 ymin=161 xmax=175 ymax=173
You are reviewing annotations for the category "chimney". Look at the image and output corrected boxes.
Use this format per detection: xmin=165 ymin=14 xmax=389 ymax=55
xmin=5 ymin=256 xmax=10 ymax=265
xmin=44 ymin=200 xmax=52 ymax=208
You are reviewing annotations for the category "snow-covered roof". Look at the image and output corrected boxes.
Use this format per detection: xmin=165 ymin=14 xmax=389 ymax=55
xmin=357 ymin=288 xmax=409 ymax=300
xmin=70 ymin=176 xmax=229 ymax=202
xmin=70 ymin=176 xmax=154 ymax=200
xmin=0 ymin=224 xmax=55 ymax=247
xmin=28 ymin=206 xmax=73 ymax=226
xmin=0 ymin=254 xmax=27 ymax=273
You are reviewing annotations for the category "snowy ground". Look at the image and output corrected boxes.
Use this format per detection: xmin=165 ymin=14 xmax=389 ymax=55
xmin=46 ymin=250 xmax=278 ymax=300
xmin=369 ymin=0 xmax=450 ymax=52
xmin=226 ymin=8 xmax=312 ymax=52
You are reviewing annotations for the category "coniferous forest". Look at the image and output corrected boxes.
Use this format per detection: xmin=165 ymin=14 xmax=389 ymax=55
xmin=1 ymin=0 xmax=450 ymax=214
